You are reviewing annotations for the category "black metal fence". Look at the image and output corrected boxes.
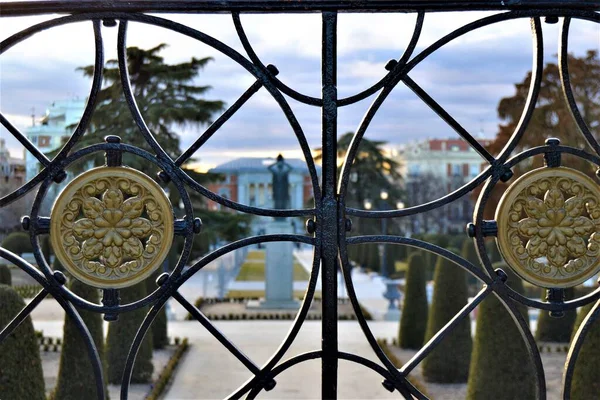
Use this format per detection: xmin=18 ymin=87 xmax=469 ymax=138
xmin=1 ymin=1 xmax=599 ymax=399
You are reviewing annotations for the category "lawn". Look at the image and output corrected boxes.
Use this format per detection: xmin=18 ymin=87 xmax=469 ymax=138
xmin=235 ymin=260 xmax=309 ymax=281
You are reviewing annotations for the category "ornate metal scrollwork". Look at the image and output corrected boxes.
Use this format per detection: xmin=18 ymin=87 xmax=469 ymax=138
xmin=50 ymin=167 xmax=174 ymax=288
xmin=496 ymin=167 xmax=600 ymax=288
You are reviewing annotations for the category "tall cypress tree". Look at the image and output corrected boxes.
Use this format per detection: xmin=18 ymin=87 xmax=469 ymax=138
xmin=106 ymin=282 xmax=154 ymax=384
xmin=569 ymin=302 xmax=600 ymax=399
xmin=422 ymin=251 xmax=472 ymax=382
xmin=466 ymin=262 xmax=535 ymax=400
xmin=53 ymin=279 xmax=107 ymax=399
xmin=0 ymin=285 xmax=45 ymax=400
xmin=398 ymin=253 xmax=428 ymax=349
xmin=535 ymin=287 xmax=576 ymax=343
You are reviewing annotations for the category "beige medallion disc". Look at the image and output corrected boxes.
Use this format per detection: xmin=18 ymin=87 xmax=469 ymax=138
xmin=50 ymin=167 xmax=174 ymax=288
xmin=495 ymin=167 xmax=600 ymax=288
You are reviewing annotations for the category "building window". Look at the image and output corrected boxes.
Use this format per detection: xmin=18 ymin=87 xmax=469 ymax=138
xmin=30 ymin=136 xmax=38 ymax=144
xmin=470 ymin=164 xmax=479 ymax=177
xmin=452 ymin=164 xmax=461 ymax=176
xmin=38 ymin=136 xmax=51 ymax=147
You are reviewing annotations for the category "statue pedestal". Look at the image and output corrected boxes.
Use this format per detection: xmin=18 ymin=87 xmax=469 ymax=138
xmin=259 ymin=220 xmax=299 ymax=309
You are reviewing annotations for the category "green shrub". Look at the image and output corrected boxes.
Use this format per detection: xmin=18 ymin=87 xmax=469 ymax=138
xmin=1 ymin=231 xmax=33 ymax=255
xmin=535 ymin=288 xmax=576 ymax=343
xmin=448 ymin=234 xmax=466 ymax=251
xmin=462 ymin=239 xmax=482 ymax=286
xmin=569 ymin=302 xmax=600 ymax=399
xmin=106 ymin=281 xmax=154 ymax=384
xmin=0 ymin=264 xmax=11 ymax=285
xmin=422 ymin=250 xmax=472 ymax=382
xmin=53 ymin=279 xmax=107 ymax=399
xmin=466 ymin=262 xmax=535 ymax=400
xmin=0 ymin=284 xmax=45 ymax=400
xmin=40 ymin=235 xmax=52 ymax=261
xmin=146 ymin=270 xmax=168 ymax=349
xmin=398 ymin=253 xmax=428 ymax=349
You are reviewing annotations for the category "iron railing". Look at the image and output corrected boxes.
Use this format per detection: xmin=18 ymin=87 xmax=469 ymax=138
xmin=1 ymin=1 xmax=599 ymax=399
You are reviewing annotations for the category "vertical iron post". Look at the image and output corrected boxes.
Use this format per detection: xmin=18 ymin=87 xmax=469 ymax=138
xmin=321 ymin=11 xmax=338 ymax=398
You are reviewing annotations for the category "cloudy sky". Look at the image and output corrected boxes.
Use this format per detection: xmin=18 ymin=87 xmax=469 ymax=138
xmin=1 ymin=11 xmax=598 ymax=170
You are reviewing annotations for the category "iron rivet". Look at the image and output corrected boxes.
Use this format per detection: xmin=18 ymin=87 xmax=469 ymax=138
xmin=495 ymin=268 xmax=508 ymax=283
xmin=384 ymin=59 xmax=398 ymax=71
xmin=21 ymin=216 xmax=31 ymax=231
xmin=305 ymin=219 xmax=316 ymax=234
xmin=103 ymin=19 xmax=117 ymax=27
xmin=550 ymin=310 xmax=565 ymax=318
xmin=263 ymin=379 xmax=277 ymax=391
xmin=266 ymin=64 xmax=280 ymax=76
xmin=53 ymin=271 xmax=67 ymax=285
xmin=156 ymin=272 xmax=170 ymax=286
xmin=596 ymin=169 xmax=600 ymax=180
xmin=104 ymin=135 xmax=121 ymax=144
xmin=466 ymin=223 xmax=476 ymax=238
xmin=53 ymin=170 xmax=67 ymax=183
xmin=381 ymin=379 xmax=395 ymax=392
xmin=157 ymin=170 xmax=171 ymax=184
xmin=545 ymin=137 xmax=560 ymax=146
xmin=345 ymin=218 xmax=352 ymax=232
xmin=544 ymin=16 xmax=559 ymax=24
xmin=500 ymin=168 xmax=513 ymax=182
xmin=193 ymin=218 xmax=202 ymax=234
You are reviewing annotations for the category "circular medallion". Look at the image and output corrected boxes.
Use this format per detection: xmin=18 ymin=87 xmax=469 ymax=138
xmin=50 ymin=167 xmax=174 ymax=288
xmin=496 ymin=167 xmax=600 ymax=288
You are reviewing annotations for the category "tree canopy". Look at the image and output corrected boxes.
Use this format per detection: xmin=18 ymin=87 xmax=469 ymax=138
xmin=74 ymin=44 xmax=225 ymax=173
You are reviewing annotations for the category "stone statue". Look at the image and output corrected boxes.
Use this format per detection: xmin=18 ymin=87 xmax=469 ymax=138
xmin=268 ymin=154 xmax=292 ymax=210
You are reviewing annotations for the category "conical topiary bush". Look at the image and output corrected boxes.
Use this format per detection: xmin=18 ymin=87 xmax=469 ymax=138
xmin=568 ymin=302 xmax=600 ymax=399
xmin=466 ymin=262 xmax=535 ymax=400
xmin=106 ymin=281 xmax=154 ymax=384
xmin=0 ymin=264 xmax=11 ymax=285
xmin=422 ymin=250 xmax=472 ymax=382
xmin=535 ymin=287 xmax=576 ymax=343
xmin=0 ymin=284 xmax=45 ymax=400
xmin=398 ymin=253 xmax=428 ymax=349
xmin=53 ymin=279 xmax=107 ymax=399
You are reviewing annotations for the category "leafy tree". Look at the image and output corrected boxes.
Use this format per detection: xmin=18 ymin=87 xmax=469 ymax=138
xmin=398 ymin=253 xmax=428 ymax=349
xmin=569 ymin=302 xmax=600 ymax=399
xmin=422 ymin=250 xmax=472 ymax=383
xmin=53 ymin=279 xmax=107 ymax=400
xmin=73 ymin=44 xmax=225 ymax=174
xmin=466 ymin=262 xmax=535 ymax=400
xmin=1 ymin=231 xmax=33 ymax=255
xmin=481 ymin=51 xmax=600 ymax=218
xmin=0 ymin=285 xmax=45 ymax=400
xmin=535 ymin=287 xmax=576 ymax=343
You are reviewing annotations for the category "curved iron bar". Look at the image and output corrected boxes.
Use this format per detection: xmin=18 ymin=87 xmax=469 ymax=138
xmin=338 ymin=12 xmax=545 ymax=215
xmin=233 ymin=11 xmax=425 ymax=108
xmin=0 ymin=249 xmax=106 ymax=400
xmin=559 ymin=17 xmax=600 ymax=155
xmin=0 ymin=113 xmax=50 ymax=167
xmin=226 ymin=244 xmax=321 ymax=399
xmin=0 ymin=19 xmax=104 ymax=205
xmin=562 ymin=298 xmax=600 ymax=399
xmin=338 ymin=237 xmax=430 ymax=399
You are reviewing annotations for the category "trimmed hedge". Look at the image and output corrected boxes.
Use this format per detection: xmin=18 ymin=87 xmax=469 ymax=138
xmin=461 ymin=239 xmax=481 ymax=286
xmin=0 ymin=264 xmax=11 ymax=285
xmin=106 ymin=281 xmax=154 ymax=384
xmin=1 ymin=231 xmax=33 ymax=255
xmin=53 ymin=279 xmax=106 ymax=400
xmin=466 ymin=262 xmax=535 ymax=400
xmin=0 ymin=284 xmax=45 ymax=400
xmin=569 ymin=302 xmax=600 ymax=399
xmin=421 ymin=250 xmax=472 ymax=383
xmin=535 ymin=287 xmax=576 ymax=343
xmin=146 ymin=338 xmax=190 ymax=400
xmin=398 ymin=253 xmax=428 ymax=349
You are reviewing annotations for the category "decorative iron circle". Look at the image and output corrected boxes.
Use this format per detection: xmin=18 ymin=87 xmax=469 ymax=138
xmin=496 ymin=166 xmax=600 ymax=288
xmin=50 ymin=166 xmax=174 ymax=288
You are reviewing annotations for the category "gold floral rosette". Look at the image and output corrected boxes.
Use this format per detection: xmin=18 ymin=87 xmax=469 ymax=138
xmin=50 ymin=167 xmax=174 ymax=288
xmin=495 ymin=166 xmax=600 ymax=288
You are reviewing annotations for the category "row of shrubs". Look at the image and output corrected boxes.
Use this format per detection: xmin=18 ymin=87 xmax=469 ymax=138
xmin=146 ymin=338 xmax=190 ymax=400
xmin=393 ymin=244 xmax=599 ymax=400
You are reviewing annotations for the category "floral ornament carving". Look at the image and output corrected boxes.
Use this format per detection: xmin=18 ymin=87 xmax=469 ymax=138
xmin=50 ymin=167 xmax=174 ymax=288
xmin=496 ymin=167 xmax=600 ymax=288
